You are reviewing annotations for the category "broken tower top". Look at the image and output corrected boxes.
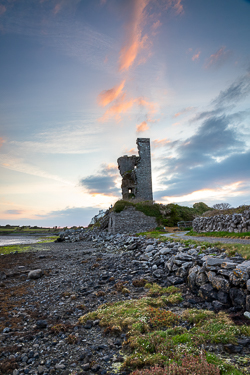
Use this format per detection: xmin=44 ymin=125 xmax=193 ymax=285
xmin=117 ymin=138 xmax=153 ymax=201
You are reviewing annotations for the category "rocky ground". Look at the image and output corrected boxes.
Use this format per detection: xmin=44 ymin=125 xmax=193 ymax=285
xmin=1 ymin=233 xmax=250 ymax=375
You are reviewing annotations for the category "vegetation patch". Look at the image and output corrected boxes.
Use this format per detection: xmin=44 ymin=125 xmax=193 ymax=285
xmin=79 ymin=298 xmax=250 ymax=374
xmin=0 ymin=244 xmax=31 ymax=255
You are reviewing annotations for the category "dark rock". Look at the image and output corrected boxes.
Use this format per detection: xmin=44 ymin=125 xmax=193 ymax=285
xmin=224 ymin=344 xmax=243 ymax=353
xmin=212 ymin=300 xmax=224 ymax=310
xmin=82 ymin=363 xmax=90 ymax=371
xmin=246 ymin=295 xmax=250 ymax=312
xmin=91 ymin=364 xmax=101 ymax=372
xmin=36 ymin=320 xmax=47 ymax=329
xmin=217 ymin=290 xmax=230 ymax=305
xmin=167 ymin=276 xmax=184 ymax=285
xmin=198 ymin=284 xmax=218 ymax=302
xmin=28 ymin=269 xmax=43 ymax=279
xmin=83 ymin=320 xmax=93 ymax=329
xmin=230 ymin=288 xmax=246 ymax=308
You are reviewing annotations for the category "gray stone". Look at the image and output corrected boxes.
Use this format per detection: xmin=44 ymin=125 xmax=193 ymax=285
xmin=221 ymin=262 xmax=237 ymax=269
xmin=230 ymin=268 xmax=249 ymax=286
xmin=145 ymin=245 xmax=154 ymax=253
xmin=159 ymin=247 xmax=171 ymax=255
xmin=187 ymin=265 xmax=200 ymax=290
xmin=28 ymin=269 xmax=43 ymax=279
xmin=205 ymin=258 xmax=225 ymax=267
xmin=207 ymin=271 xmax=230 ymax=292
xmin=175 ymin=253 xmax=193 ymax=261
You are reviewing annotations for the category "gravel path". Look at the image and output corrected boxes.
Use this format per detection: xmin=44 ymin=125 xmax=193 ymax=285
xmin=162 ymin=232 xmax=250 ymax=245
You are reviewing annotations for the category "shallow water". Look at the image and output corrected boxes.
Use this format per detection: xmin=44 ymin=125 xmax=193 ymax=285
xmin=0 ymin=236 xmax=40 ymax=247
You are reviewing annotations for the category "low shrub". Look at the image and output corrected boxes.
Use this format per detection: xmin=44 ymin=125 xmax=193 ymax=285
xmin=131 ymin=353 xmax=220 ymax=375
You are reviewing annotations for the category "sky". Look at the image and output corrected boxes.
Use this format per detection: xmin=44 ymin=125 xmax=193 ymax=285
xmin=0 ymin=0 xmax=250 ymax=227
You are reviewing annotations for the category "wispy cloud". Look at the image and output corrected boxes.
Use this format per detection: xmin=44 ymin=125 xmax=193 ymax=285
xmin=0 ymin=154 xmax=74 ymax=185
xmin=98 ymin=80 xmax=126 ymax=106
xmin=4 ymin=209 xmax=23 ymax=215
xmin=99 ymin=93 xmax=135 ymax=122
xmin=1 ymin=3 xmax=115 ymax=72
xmin=119 ymin=0 xmax=150 ymax=72
xmin=213 ymin=70 xmax=250 ymax=106
xmin=174 ymin=107 xmax=195 ymax=118
xmin=205 ymin=46 xmax=232 ymax=69
xmin=152 ymin=138 xmax=171 ymax=149
xmin=8 ymin=122 xmax=101 ymax=154
xmin=99 ymin=94 xmax=156 ymax=122
xmin=192 ymin=51 xmax=201 ymax=61
xmin=136 ymin=121 xmax=149 ymax=133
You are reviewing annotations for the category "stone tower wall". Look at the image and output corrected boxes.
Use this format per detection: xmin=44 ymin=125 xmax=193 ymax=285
xmin=117 ymin=138 xmax=153 ymax=201
xmin=136 ymin=138 xmax=153 ymax=201
xmin=108 ymin=206 xmax=157 ymax=234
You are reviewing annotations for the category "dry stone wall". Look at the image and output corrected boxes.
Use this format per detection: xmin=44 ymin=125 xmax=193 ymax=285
xmin=193 ymin=209 xmax=250 ymax=233
xmin=108 ymin=206 xmax=157 ymax=234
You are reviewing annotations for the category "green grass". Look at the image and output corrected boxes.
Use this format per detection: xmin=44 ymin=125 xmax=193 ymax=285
xmin=37 ymin=235 xmax=58 ymax=243
xmin=0 ymin=236 xmax=57 ymax=255
xmin=0 ymin=244 xmax=31 ymax=255
xmin=187 ymin=229 xmax=250 ymax=239
xmin=79 ymin=298 xmax=248 ymax=374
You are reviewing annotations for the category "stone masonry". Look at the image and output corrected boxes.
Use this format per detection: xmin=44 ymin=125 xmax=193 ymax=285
xmin=193 ymin=209 xmax=250 ymax=233
xmin=117 ymin=138 xmax=153 ymax=201
xmin=108 ymin=206 xmax=157 ymax=234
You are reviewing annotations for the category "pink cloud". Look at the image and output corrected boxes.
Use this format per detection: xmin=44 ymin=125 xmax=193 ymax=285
xmin=164 ymin=0 xmax=184 ymax=15
xmin=0 ymin=4 xmax=6 ymax=16
xmin=205 ymin=46 xmax=232 ymax=69
xmin=0 ymin=137 xmax=5 ymax=147
xmin=136 ymin=121 xmax=149 ymax=133
xmin=98 ymin=80 xmax=125 ymax=107
xmin=99 ymin=93 xmax=135 ymax=122
xmin=119 ymin=0 xmax=150 ymax=72
xmin=53 ymin=3 xmax=62 ymax=15
xmin=192 ymin=51 xmax=201 ymax=61
xmin=152 ymin=138 xmax=171 ymax=148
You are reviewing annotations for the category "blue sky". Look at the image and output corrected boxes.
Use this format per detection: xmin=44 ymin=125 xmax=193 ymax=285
xmin=0 ymin=0 xmax=250 ymax=227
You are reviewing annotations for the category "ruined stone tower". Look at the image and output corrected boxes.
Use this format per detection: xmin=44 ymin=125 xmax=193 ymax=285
xmin=117 ymin=138 xmax=153 ymax=201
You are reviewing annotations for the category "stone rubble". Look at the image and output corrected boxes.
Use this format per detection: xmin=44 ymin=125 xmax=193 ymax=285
xmin=193 ymin=209 xmax=250 ymax=233
xmin=1 ymin=230 xmax=250 ymax=375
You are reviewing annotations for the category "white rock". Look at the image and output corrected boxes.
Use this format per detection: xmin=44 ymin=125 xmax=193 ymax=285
xmin=152 ymin=264 xmax=157 ymax=270
xmin=244 ymin=311 xmax=250 ymax=320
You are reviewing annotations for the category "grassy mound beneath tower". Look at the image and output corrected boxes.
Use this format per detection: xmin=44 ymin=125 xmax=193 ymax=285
xmin=112 ymin=200 xmax=211 ymax=227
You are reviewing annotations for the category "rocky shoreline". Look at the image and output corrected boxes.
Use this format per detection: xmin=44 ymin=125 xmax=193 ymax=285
xmin=1 ymin=232 xmax=250 ymax=374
